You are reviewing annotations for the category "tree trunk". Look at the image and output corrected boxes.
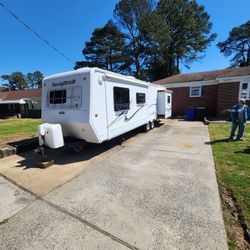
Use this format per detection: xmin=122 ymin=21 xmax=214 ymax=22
xmin=247 ymin=47 xmax=250 ymax=66
xmin=176 ymin=55 xmax=180 ymax=72
xmin=135 ymin=56 xmax=142 ymax=79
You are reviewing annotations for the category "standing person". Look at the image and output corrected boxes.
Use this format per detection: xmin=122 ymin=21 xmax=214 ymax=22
xmin=229 ymin=99 xmax=250 ymax=141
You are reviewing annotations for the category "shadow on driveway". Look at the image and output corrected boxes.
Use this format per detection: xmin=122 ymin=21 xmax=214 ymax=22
xmin=15 ymin=122 xmax=165 ymax=170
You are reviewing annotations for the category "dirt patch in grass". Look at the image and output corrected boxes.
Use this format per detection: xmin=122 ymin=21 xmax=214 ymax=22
xmin=209 ymin=123 xmax=250 ymax=249
xmin=219 ymin=183 xmax=250 ymax=249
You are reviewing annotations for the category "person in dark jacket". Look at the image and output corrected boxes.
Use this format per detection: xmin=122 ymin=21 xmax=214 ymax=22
xmin=229 ymin=99 xmax=250 ymax=140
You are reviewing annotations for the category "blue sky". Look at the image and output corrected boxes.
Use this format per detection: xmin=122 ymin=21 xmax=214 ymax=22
xmin=0 ymin=0 xmax=250 ymax=84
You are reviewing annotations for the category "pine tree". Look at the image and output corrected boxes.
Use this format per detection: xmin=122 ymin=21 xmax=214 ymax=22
xmin=114 ymin=0 xmax=155 ymax=79
xmin=149 ymin=0 xmax=216 ymax=80
xmin=78 ymin=20 xmax=131 ymax=74
xmin=26 ymin=71 xmax=44 ymax=89
xmin=1 ymin=72 xmax=28 ymax=90
xmin=217 ymin=20 xmax=250 ymax=67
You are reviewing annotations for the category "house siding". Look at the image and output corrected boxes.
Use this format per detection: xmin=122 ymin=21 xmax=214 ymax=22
xmin=156 ymin=67 xmax=250 ymax=118
xmin=168 ymin=85 xmax=218 ymax=116
xmin=216 ymin=82 xmax=240 ymax=116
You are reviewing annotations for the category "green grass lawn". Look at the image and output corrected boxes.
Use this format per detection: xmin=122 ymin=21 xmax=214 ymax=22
xmin=0 ymin=118 xmax=42 ymax=142
xmin=209 ymin=122 xmax=250 ymax=249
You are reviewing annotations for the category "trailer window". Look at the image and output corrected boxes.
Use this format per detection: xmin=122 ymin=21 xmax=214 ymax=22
xmin=136 ymin=93 xmax=146 ymax=104
xmin=114 ymin=87 xmax=130 ymax=111
xmin=47 ymin=87 xmax=81 ymax=109
xmin=49 ymin=90 xmax=66 ymax=104
xmin=167 ymin=95 xmax=171 ymax=104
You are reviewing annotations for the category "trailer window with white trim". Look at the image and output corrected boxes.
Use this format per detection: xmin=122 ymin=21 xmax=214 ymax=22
xmin=49 ymin=90 xmax=66 ymax=104
xmin=113 ymin=87 xmax=130 ymax=111
xmin=136 ymin=93 xmax=146 ymax=104
xmin=47 ymin=87 xmax=82 ymax=109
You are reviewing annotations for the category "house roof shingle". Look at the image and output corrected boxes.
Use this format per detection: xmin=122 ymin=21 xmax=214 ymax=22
xmin=154 ymin=66 xmax=250 ymax=85
xmin=0 ymin=89 xmax=41 ymax=100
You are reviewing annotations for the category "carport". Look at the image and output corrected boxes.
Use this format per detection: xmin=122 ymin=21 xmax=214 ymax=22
xmin=0 ymin=99 xmax=29 ymax=118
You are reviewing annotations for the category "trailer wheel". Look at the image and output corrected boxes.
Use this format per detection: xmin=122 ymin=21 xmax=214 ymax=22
xmin=144 ymin=122 xmax=150 ymax=132
xmin=150 ymin=121 xmax=155 ymax=129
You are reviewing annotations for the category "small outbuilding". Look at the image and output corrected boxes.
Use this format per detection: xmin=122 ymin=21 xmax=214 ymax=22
xmin=0 ymin=89 xmax=41 ymax=118
xmin=154 ymin=66 xmax=250 ymax=117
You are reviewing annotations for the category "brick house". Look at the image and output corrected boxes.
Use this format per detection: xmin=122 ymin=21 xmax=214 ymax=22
xmin=154 ymin=66 xmax=250 ymax=117
xmin=0 ymin=87 xmax=7 ymax=91
xmin=0 ymin=89 xmax=41 ymax=118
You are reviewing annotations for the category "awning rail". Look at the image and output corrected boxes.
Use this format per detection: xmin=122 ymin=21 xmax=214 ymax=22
xmin=0 ymin=99 xmax=27 ymax=104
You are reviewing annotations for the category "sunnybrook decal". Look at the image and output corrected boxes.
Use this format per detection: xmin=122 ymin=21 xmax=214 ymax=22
xmin=51 ymin=79 xmax=76 ymax=87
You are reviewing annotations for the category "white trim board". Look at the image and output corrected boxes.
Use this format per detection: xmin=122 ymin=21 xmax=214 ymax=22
xmin=164 ymin=75 xmax=250 ymax=88
xmin=164 ymin=80 xmax=217 ymax=88
xmin=217 ymin=75 xmax=250 ymax=83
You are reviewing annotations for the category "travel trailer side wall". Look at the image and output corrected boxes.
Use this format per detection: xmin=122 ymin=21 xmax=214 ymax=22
xmin=39 ymin=68 xmax=172 ymax=149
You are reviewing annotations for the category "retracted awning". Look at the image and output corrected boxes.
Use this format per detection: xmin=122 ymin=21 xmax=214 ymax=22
xmin=0 ymin=99 xmax=27 ymax=104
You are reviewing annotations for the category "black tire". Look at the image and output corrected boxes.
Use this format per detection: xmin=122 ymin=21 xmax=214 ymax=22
xmin=144 ymin=122 xmax=150 ymax=132
xmin=150 ymin=121 xmax=155 ymax=129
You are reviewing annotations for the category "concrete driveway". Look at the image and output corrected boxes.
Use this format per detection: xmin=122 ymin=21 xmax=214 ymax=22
xmin=0 ymin=120 xmax=228 ymax=249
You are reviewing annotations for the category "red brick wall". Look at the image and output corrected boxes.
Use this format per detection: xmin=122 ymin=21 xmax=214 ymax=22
xmin=168 ymin=85 xmax=218 ymax=116
xmin=216 ymin=82 xmax=240 ymax=116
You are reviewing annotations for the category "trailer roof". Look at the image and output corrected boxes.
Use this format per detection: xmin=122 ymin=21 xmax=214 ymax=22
xmin=93 ymin=68 xmax=149 ymax=86
xmin=43 ymin=67 xmax=91 ymax=81
xmin=44 ymin=67 xmax=165 ymax=89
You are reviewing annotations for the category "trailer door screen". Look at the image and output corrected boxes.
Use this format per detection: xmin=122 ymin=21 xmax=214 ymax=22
xmin=114 ymin=87 xmax=130 ymax=111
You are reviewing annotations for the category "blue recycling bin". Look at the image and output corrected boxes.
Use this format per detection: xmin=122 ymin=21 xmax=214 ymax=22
xmin=186 ymin=107 xmax=195 ymax=121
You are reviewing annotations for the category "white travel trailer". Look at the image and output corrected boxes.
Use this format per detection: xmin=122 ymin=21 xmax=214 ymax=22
xmin=38 ymin=68 xmax=172 ymax=149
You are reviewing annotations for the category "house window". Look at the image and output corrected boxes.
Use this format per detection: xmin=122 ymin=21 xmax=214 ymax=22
xmin=190 ymin=86 xmax=202 ymax=97
xmin=240 ymin=82 xmax=250 ymax=100
xmin=136 ymin=93 xmax=146 ymax=104
xmin=114 ymin=87 xmax=130 ymax=111
xmin=49 ymin=90 xmax=66 ymax=104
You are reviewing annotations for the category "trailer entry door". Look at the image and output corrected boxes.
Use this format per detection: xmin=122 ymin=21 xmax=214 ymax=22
xmin=157 ymin=91 xmax=172 ymax=119
xmin=165 ymin=92 xmax=172 ymax=118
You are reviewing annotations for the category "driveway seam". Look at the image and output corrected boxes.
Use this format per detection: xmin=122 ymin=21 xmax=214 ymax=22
xmin=40 ymin=198 xmax=139 ymax=250
xmin=0 ymin=173 xmax=139 ymax=250
xmin=0 ymin=198 xmax=37 ymax=225
xmin=0 ymin=173 xmax=36 ymax=197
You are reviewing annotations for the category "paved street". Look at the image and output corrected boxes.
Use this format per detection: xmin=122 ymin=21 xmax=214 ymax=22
xmin=0 ymin=120 xmax=228 ymax=249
